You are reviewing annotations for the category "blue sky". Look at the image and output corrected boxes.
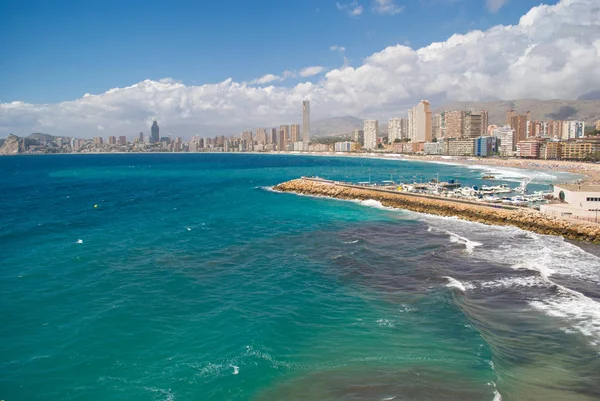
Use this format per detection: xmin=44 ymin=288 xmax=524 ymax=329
xmin=0 ymin=0 xmax=559 ymax=104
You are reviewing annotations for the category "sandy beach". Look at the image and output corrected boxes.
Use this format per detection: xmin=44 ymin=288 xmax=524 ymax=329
xmin=275 ymin=151 xmax=599 ymax=184
xmin=403 ymin=155 xmax=600 ymax=184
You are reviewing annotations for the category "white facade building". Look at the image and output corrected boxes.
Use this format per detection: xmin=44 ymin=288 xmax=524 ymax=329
xmin=541 ymin=184 xmax=600 ymax=221
xmin=388 ymin=118 xmax=408 ymax=142
xmin=302 ymin=100 xmax=311 ymax=143
xmin=334 ymin=142 xmax=352 ymax=152
xmin=364 ymin=120 xmax=378 ymax=150
xmin=492 ymin=125 xmax=515 ymax=156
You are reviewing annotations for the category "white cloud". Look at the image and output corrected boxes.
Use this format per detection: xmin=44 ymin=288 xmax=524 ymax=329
xmin=372 ymin=0 xmax=404 ymax=15
xmin=298 ymin=66 xmax=327 ymax=77
xmin=2 ymin=0 xmax=600 ymax=138
xmin=330 ymin=45 xmax=347 ymax=52
xmin=336 ymin=1 xmax=364 ymax=16
xmin=250 ymin=74 xmax=281 ymax=84
xmin=486 ymin=0 xmax=508 ymax=13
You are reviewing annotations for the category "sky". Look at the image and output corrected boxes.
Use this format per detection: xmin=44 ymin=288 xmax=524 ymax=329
xmin=1 ymin=0 xmax=599 ymax=138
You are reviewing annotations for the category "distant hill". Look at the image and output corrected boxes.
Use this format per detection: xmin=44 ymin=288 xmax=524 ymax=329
xmin=312 ymin=116 xmax=363 ymax=137
xmin=435 ymin=99 xmax=600 ymax=125
xmin=28 ymin=133 xmax=59 ymax=142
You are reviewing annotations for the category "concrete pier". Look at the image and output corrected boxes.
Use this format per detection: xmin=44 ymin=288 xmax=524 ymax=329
xmin=274 ymin=178 xmax=600 ymax=244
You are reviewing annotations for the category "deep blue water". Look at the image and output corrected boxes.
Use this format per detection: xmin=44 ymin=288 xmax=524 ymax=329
xmin=1 ymin=153 xmax=599 ymax=401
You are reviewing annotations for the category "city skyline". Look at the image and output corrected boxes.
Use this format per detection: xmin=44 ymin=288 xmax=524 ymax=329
xmin=1 ymin=0 xmax=599 ymax=139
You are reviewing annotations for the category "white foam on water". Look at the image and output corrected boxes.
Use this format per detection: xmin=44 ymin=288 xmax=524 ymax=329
xmin=186 ymin=227 xmax=191 ymax=231
xmin=430 ymin=226 xmax=482 ymax=254
xmin=376 ymin=318 xmax=396 ymax=328
xmin=76 ymin=239 xmax=83 ymax=244
xmin=444 ymin=276 xmax=466 ymax=292
xmin=529 ymin=283 xmax=600 ymax=348
xmin=232 ymin=365 xmax=239 ymax=375
xmin=344 ymin=240 xmax=359 ymax=244
xmin=357 ymin=199 xmax=395 ymax=211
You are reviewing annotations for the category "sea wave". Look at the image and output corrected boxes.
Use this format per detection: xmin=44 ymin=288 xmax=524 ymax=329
xmin=444 ymin=276 xmax=467 ymax=292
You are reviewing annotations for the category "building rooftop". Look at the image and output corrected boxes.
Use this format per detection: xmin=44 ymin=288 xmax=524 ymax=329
xmin=556 ymin=184 xmax=600 ymax=192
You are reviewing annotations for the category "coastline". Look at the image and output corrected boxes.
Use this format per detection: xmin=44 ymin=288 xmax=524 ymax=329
xmin=274 ymin=178 xmax=600 ymax=243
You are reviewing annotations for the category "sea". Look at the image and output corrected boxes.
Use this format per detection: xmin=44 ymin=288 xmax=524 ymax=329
xmin=1 ymin=153 xmax=599 ymax=401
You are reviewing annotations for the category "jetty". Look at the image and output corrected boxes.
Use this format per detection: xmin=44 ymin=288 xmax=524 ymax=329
xmin=273 ymin=178 xmax=600 ymax=243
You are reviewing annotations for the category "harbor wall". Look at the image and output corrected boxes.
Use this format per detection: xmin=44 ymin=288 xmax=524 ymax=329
xmin=273 ymin=178 xmax=600 ymax=243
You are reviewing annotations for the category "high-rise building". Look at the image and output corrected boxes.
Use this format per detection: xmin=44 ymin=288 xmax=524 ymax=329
xmin=388 ymin=118 xmax=409 ymax=142
xmin=409 ymin=101 xmax=432 ymax=142
xmin=492 ymin=125 xmax=515 ymax=155
xmin=241 ymin=131 xmax=253 ymax=144
xmin=506 ymin=109 xmax=515 ymax=126
xmin=562 ymin=121 xmax=586 ymax=139
xmin=290 ymin=124 xmax=301 ymax=142
xmin=352 ymin=129 xmax=364 ymax=145
xmin=431 ymin=114 xmax=442 ymax=139
xmin=442 ymin=111 xmax=464 ymax=139
xmin=256 ymin=128 xmax=267 ymax=144
xmin=510 ymin=114 xmax=529 ymax=147
xmin=480 ymin=110 xmax=489 ymax=136
xmin=118 ymin=136 xmax=127 ymax=145
xmin=463 ymin=112 xmax=483 ymax=139
xmin=278 ymin=129 xmax=286 ymax=151
xmin=269 ymin=128 xmax=277 ymax=144
xmin=108 ymin=136 xmax=116 ymax=145
xmin=139 ymin=132 xmax=144 ymax=143
xmin=363 ymin=120 xmax=378 ymax=150
xmin=279 ymin=125 xmax=290 ymax=143
xmin=151 ymin=121 xmax=159 ymax=144
xmin=302 ymin=100 xmax=311 ymax=143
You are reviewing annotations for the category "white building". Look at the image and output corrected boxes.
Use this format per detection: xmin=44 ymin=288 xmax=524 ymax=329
xmin=541 ymin=184 xmax=600 ymax=221
xmin=562 ymin=121 xmax=586 ymax=139
xmin=388 ymin=117 xmax=408 ymax=142
xmin=492 ymin=125 xmax=515 ymax=156
xmin=334 ymin=142 xmax=352 ymax=152
xmin=302 ymin=100 xmax=311 ymax=143
xmin=424 ymin=141 xmax=444 ymax=155
xmin=364 ymin=120 xmax=378 ymax=150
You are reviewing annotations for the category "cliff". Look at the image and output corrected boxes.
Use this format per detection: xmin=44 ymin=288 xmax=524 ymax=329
xmin=0 ymin=134 xmax=25 ymax=155
xmin=274 ymin=178 xmax=600 ymax=243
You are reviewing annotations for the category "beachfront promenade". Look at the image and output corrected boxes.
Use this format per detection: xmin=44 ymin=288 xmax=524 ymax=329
xmin=274 ymin=178 xmax=600 ymax=243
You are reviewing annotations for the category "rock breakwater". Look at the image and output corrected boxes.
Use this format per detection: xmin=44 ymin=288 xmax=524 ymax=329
xmin=274 ymin=178 xmax=600 ymax=243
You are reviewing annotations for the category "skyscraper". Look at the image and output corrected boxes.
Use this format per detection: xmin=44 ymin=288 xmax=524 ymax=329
xmin=302 ymin=100 xmax=311 ymax=143
xmin=151 ymin=121 xmax=159 ymax=144
xmin=363 ymin=120 xmax=378 ymax=150
xmin=388 ymin=118 xmax=406 ymax=142
xmin=409 ymin=101 xmax=432 ymax=142
xmin=256 ymin=128 xmax=267 ymax=144
xmin=290 ymin=124 xmax=301 ymax=142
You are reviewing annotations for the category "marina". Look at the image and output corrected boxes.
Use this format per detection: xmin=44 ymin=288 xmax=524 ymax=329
xmin=310 ymin=173 xmax=554 ymax=210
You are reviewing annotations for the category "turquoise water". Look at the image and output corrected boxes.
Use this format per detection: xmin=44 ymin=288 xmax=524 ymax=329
xmin=1 ymin=154 xmax=599 ymax=400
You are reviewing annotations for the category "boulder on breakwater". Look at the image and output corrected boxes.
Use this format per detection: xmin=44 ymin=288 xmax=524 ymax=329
xmin=273 ymin=178 xmax=600 ymax=244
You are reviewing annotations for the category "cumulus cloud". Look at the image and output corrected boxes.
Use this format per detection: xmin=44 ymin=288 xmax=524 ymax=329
xmin=486 ymin=0 xmax=508 ymax=13
xmin=1 ymin=0 xmax=599 ymax=138
xmin=330 ymin=45 xmax=346 ymax=52
xmin=336 ymin=1 xmax=364 ymax=16
xmin=372 ymin=0 xmax=404 ymax=15
xmin=299 ymin=66 xmax=327 ymax=77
